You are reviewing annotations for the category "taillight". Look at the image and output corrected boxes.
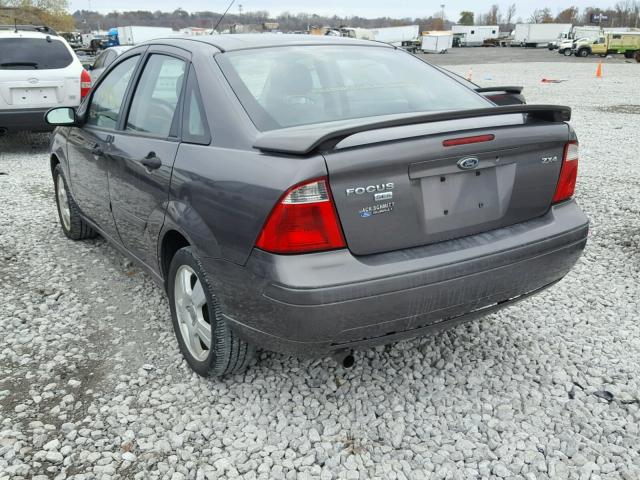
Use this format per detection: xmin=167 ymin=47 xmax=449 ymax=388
xmin=80 ymin=69 xmax=92 ymax=99
xmin=256 ymin=178 xmax=346 ymax=254
xmin=552 ymin=141 xmax=579 ymax=203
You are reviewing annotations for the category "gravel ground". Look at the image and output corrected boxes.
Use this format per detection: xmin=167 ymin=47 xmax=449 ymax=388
xmin=1 ymin=61 xmax=639 ymax=480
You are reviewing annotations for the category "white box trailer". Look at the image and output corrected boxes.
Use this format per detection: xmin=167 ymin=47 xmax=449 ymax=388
xmin=421 ymin=32 xmax=453 ymax=53
xmin=451 ymin=25 xmax=499 ymax=46
xmin=117 ymin=26 xmax=178 ymax=45
xmin=340 ymin=25 xmax=420 ymax=46
xmin=513 ymin=23 xmax=572 ymax=47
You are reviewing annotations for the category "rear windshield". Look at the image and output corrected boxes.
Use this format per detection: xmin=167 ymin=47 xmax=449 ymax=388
xmin=217 ymin=45 xmax=490 ymax=131
xmin=0 ymin=38 xmax=73 ymax=70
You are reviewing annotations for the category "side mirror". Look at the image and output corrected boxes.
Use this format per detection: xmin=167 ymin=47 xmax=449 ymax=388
xmin=83 ymin=63 xmax=93 ymax=70
xmin=45 ymin=107 xmax=78 ymax=126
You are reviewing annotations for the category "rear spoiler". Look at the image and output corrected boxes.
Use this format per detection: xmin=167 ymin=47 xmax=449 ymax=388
xmin=253 ymin=104 xmax=571 ymax=155
xmin=475 ymin=86 xmax=523 ymax=95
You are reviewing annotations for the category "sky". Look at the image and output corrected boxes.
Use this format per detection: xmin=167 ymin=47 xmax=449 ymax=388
xmin=69 ymin=1 xmax=615 ymax=20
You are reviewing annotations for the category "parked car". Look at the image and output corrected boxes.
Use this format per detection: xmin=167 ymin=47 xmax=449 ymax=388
xmin=0 ymin=25 xmax=90 ymax=134
xmin=87 ymin=46 xmax=132 ymax=84
xmin=557 ymin=38 xmax=589 ymax=56
xmin=46 ymin=35 xmax=589 ymax=377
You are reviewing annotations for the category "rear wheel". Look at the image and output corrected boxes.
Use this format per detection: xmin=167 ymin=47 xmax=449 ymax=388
xmin=577 ymin=48 xmax=590 ymax=58
xmin=167 ymin=247 xmax=254 ymax=377
xmin=624 ymin=51 xmax=634 ymax=59
xmin=635 ymin=51 xmax=640 ymax=63
xmin=53 ymin=164 xmax=97 ymax=240
xmin=563 ymin=49 xmax=573 ymax=57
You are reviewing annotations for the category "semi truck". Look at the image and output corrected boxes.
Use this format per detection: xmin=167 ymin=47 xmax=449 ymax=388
xmin=573 ymin=32 xmax=640 ymax=58
xmin=513 ymin=23 xmax=572 ymax=48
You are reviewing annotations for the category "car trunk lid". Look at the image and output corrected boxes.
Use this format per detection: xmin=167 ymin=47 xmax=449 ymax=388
xmin=322 ymin=116 xmax=570 ymax=255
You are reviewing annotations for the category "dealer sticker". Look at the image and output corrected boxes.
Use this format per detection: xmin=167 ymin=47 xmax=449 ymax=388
xmin=359 ymin=202 xmax=395 ymax=218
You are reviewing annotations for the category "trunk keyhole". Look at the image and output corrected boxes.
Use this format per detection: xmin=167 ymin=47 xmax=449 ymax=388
xmin=440 ymin=176 xmax=446 ymax=182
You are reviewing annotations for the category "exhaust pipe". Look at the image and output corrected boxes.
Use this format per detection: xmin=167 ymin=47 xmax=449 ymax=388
xmin=332 ymin=350 xmax=355 ymax=369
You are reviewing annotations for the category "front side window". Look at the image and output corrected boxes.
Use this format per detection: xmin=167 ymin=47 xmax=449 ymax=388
xmin=217 ymin=46 xmax=490 ymax=130
xmin=86 ymin=56 xmax=139 ymax=129
xmin=0 ymin=38 xmax=73 ymax=70
xmin=126 ymin=54 xmax=186 ymax=137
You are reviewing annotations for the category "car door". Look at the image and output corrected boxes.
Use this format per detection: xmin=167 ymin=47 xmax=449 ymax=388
xmin=108 ymin=47 xmax=188 ymax=270
xmin=66 ymin=54 xmax=142 ymax=241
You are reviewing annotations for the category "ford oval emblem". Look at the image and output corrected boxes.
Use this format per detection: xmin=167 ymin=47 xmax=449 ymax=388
xmin=457 ymin=157 xmax=480 ymax=170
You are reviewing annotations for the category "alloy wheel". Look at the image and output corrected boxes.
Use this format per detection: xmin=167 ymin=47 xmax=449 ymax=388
xmin=174 ymin=265 xmax=212 ymax=362
xmin=56 ymin=175 xmax=71 ymax=231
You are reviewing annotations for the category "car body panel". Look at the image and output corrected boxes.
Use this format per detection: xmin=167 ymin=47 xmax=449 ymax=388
xmin=201 ymin=200 xmax=588 ymax=355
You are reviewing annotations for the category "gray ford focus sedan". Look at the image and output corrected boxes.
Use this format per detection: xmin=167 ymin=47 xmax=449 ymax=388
xmin=46 ymin=34 xmax=588 ymax=377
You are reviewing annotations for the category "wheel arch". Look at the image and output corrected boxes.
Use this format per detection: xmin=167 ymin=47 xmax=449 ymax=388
xmin=159 ymin=228 xmax=191 ymax=286
xmin=158 ymin=200 xmax=223 ymax=287
xmin=50 ymin=153 xmax=60 ymax=175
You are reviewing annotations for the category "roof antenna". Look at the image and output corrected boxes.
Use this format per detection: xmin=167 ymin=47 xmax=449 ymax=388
xmin=213 ymin=0 xmax=235 ymax=33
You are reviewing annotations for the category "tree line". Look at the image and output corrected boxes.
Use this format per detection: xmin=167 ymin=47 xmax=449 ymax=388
xmin=464 ymin=2 xmax=640 ymax=28
xmin=0 ymin=0 xmax=74 ymax=31
xmin=72 ymin=3 xmax=640 ymax=34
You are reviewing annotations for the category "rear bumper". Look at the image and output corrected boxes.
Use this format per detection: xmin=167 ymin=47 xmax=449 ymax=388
xmin=204 ymin=200 xmax=588 ymax=356
xmin=0 ymin=108 xmax=52 ymax=133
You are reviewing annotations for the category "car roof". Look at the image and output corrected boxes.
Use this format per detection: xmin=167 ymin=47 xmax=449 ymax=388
xmin=106 ymin=46 xmax=132 ymax=54
xmin=0 ymin=30 xmax=60 ymax=39
xmin=149 ymin=33 xmax=394 ymax=52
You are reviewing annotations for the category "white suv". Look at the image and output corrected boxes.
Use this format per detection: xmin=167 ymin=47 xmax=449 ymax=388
xmin=0 ymin=26 xmax=91 ymax=134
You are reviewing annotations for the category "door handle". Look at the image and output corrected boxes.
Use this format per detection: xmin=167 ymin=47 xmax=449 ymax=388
xmin=91 ymin=143 xmax=104 ymax=156
xmin=140 ymin=152 xmax=162 ymax=171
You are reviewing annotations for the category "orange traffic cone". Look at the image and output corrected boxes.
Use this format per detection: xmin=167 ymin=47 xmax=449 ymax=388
xmin=466 ymin=68 xmax=473 ymax=81
xmin=596 ymin=62 xmax=603 ymax=78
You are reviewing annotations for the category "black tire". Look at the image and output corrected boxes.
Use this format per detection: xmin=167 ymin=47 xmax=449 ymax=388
xmin=563 ymin=49 xmax=573 ymax=57
xmin=167 ymin=247 xmax=254 ymax=377
xmin=623 ymin=51 xmax=633 ymax=59
xmin=53 ymin=164 xmax=97 ymax=240
xmin=635 ymin=51 xmax=640 ymax=63
xmin=578 ymin=48 xmax=590 ymax=58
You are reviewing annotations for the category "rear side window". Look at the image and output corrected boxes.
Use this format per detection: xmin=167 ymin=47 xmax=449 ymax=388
xmin=126 ymin=54 xmax=186 ymax=137
xmin=0 ymin=38 xmax=73 ymax=70
xmin=218 ymin=45 xmax=490 ymax=130
xmin=87 ymin=56 xmax=139 ymax=130
xmin=182 ymin=66 xmax=211 ymax=144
